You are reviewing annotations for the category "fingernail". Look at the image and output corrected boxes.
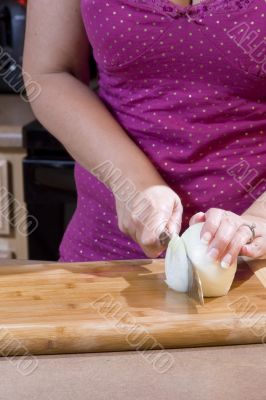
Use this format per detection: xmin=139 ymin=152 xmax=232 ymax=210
xmin=196 ymin=212 xmax=205 ymax=219
xmin=207 ymin=247 xmax=219 ymax=261
xmin=201 ymin=231 xmax=212 ymax=244
xmin=221 ymin=254 xmax=232 ymax=269
xmin=242 ymin=245 xmax=248 ymax=253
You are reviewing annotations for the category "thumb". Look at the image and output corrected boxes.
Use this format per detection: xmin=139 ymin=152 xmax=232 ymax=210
xmin=167 ymin=199 xmax=183 ymax=236
xmin=241 ymin=237 xmax=266 ymax=259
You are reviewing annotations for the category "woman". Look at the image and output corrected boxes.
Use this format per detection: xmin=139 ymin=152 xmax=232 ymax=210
xmin=23 ymin=0 xmax=266 ymax=267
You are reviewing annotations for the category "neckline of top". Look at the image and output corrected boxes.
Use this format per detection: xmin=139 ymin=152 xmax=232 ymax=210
xmin=162 ymin=0 xmax=222 ymax=13
xmin=131 ymin=0 xmax=256 ymax=18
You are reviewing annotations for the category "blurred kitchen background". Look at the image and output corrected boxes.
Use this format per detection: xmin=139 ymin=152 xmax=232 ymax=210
xmin=0 ymin=0 xmax=97 ymax=260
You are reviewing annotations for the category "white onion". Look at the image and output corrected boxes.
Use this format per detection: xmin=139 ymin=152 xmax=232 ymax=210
xmin=165 ymin=233 xmax=189 ymax=293
xmin=165 ymin=223 xmax=237 ymax=297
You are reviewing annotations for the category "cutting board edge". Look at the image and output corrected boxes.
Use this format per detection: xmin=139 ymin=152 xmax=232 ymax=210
xmin=1 ymin=315 xmax=265 ymax=357
xmin=0 ymin=335 xmax=264 ymax=358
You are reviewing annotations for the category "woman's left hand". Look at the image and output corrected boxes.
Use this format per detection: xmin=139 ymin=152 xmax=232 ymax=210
xmin=190 ymin=208 xmax=266 ymax=269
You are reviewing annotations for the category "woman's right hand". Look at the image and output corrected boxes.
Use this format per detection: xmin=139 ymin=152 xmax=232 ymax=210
xmin=115 ymin=185 xmax=183 ymax=258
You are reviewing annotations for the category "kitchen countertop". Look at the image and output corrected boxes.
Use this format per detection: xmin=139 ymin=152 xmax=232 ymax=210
xmin=0 ymin=259 xmax=266 ymax=399
xmin=0 ymin=94 xmax=34 ymax=148
xmin=0 ymin=345 xmax=265 ymax=400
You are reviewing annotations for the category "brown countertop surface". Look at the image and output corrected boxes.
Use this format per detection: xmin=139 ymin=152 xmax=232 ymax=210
xmin=0 ymin=345 xmax=265 ymax=400
xmin=0 ymin=259 xmax=265 ymax=399
xmin=0 ymin=94 xmax=34 ymax=148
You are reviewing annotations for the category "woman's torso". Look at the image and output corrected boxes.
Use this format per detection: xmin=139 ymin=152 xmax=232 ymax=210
xmin=59 ymin=0 xmax=266 ymax=262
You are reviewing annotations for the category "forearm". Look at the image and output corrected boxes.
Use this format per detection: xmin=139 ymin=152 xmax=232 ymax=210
xmin=28 ymin=72 xmax=165 ymax=192
xmin=242 ymin=192 xmax=266 ymax=223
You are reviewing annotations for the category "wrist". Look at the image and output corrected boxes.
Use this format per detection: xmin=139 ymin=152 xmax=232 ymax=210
xmin=242 ymin=213 xmax=266 ymax=227
xmin=134 ymin=178 xmax=168 ymax=193
xmin=110 ymin=172 xmax=168 ymax=204
xmin=112 ymin=171 xmax=167 ymax=197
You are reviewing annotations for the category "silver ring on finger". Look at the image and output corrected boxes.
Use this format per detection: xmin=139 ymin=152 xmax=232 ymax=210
xmin=240 ymin=223 xmax=256 ymax=244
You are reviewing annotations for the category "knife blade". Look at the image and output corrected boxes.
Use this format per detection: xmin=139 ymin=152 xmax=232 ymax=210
xmin=187 ymin=255 xmax=204 ymax=306
xmin=160 ymin=231 xmax=204 ymax=306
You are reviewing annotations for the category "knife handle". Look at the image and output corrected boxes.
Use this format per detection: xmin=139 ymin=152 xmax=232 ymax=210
xmin=159 ymin=231 xmax=171 ymax=247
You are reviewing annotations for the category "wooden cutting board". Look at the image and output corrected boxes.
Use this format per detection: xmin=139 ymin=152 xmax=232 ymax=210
xmin=0 ymin=258 xmax=265 ymax=356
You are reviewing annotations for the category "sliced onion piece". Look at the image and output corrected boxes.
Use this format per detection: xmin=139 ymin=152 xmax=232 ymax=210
xmin=165 ymin=233 xmax=189 ymax=293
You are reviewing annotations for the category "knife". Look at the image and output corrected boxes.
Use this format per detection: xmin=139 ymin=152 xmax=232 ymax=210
xmin=187 ymin=255 xmax=204 ymax=306
xmin=160 ymin=232 xmax=204 ymax=306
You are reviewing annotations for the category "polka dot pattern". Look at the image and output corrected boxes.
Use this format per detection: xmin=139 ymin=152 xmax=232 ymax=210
xmin=59 ymin=0 xmax=266 ymax=262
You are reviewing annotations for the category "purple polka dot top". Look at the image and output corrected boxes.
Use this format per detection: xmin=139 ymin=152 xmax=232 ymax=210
xmin=59 ymin=0 xmax=266 ymax=262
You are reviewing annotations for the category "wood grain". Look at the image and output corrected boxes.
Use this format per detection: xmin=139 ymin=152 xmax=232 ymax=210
xmin=0 ymin=258 xmax=265 ymax=356
xmin=245 ymin=258 xmax=266 ymax=288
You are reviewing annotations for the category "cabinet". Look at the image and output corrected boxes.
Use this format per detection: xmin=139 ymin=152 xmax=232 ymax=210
xmin=0 ymin=94 xmax=34 ymax=259
xmin=0 ymin=159 xmax=9 ymax=235
xmin=0 ymin=149 xmax=28 ymax=259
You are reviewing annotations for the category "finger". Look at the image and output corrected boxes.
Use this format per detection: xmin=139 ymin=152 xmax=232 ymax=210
xmin=136 ymin=210 xmax=168 ymax=258
xmin=220 ymin=225 xmax=253 ymax=268
xmin=200 ymin=208 xmax=224 ymax=245
xmin=189 ymin=212 xmax=205 ymax=226
xmin=118 ymin=206 xmax=139 ymax=241
xmin=143 ymin=200 xmax=183 ymax=257
xmin=241 ymin=237 xmax=266 ymax=259
xmin=167 ymin=201 xmax=183 ymax=236
xmin=207 ymin=216 xmax=242 ymax=261
xmin=138 ymin=229 xmax=165 ymax=258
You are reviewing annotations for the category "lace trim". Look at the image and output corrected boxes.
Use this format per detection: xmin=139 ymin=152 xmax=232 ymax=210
xmin=129 ymin=0 xmax=255 ymax=21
